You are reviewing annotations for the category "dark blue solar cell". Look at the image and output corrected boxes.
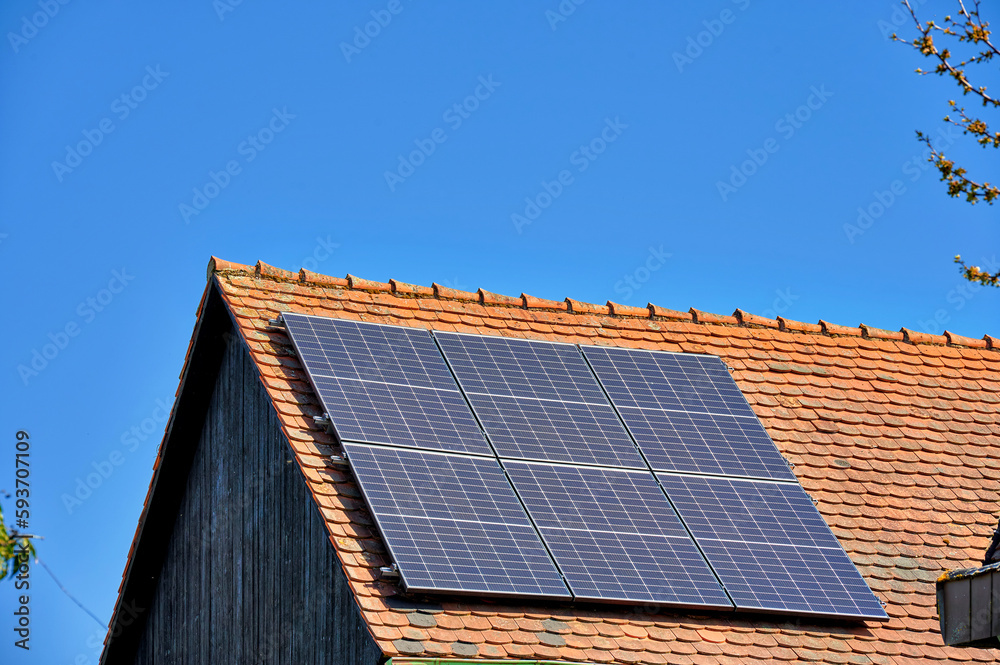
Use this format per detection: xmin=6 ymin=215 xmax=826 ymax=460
xmin=344 ymin=443 xmax=571 ymax=598
xmin=506 ymin=461 xmax=731 ymax=608
xmin=283 ymin=313 xmax=491 ymax=455
xmin=583 ymin=346 xmax=756 ymax=418
xmin=657 ymin=474 xmax=887 ymax=619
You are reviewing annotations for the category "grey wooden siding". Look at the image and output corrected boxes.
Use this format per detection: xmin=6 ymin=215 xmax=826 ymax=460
xmin=129 ymin=333 xmax=382 ymax=664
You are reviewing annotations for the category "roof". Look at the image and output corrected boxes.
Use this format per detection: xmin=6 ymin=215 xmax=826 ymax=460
xmin=117 ymin=256 xmax=1000 ymax=664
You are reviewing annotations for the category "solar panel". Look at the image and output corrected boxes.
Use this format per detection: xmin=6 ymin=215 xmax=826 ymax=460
xmin=344 ymin=442 xmax=571 ymax=599
xmin=583 ymin=346 xmax=755 ymax=417
xmin=436 ymin=332 xmax=643 ymax=468
xmin=583 ymin=345 xmax=794 ymax=481
xmin=282 ymin=313 xmax=491 ymax=455
xmin=505 ymin=461 xmax=732 ymax=608
xmin=657 ymin=474 xmax=887 ymax=619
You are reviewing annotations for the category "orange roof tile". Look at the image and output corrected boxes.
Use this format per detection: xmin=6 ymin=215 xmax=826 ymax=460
xmin=119 ymin=257 xmax=1000 ymax=663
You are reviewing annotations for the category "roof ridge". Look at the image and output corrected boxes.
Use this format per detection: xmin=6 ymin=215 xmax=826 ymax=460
xmin=205 ymin=256 xmax=998 ymax=351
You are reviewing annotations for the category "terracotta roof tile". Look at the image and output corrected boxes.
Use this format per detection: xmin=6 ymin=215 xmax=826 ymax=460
xmin=648 ymin=303 xmax=694 ymax=321
xmin=255 ymin=260 xmax=298 ymax=281
xmin=819 ymin=320 xmax=863 ymax=337
xmin=347 ymin=274 xmax=392 ymax=292
xmin=945 ymin=330 xmax=989 ymax=349
xmin=607 ymin=301 xmax=649 ymax=317
xmin=115 ymin=257 xmax=1000 ymax=665
xmin=522 ymin=293 xmax=569 ymax=310
xmin=431 ymin=283 xmax=478 ymax=301
xmin=690 ymin=308 xmax=738 ymax=325
xmin=734 ymin=309 xmax=780 ymax=329
xmin=860 ymin=324 xmax=905 ymax=341
xmin=902 ymin=327 xmax=949 ymax=346
xmin=298 ymin=268 xmax=348 ymax=287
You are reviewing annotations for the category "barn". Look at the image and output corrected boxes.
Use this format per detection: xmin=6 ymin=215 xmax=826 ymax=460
xmin=100 ymin=257 xmax=1000 ymax=664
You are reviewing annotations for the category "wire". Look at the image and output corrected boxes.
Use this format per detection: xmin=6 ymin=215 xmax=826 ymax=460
xmin=33 ymin=556 xmax=107 ymax=628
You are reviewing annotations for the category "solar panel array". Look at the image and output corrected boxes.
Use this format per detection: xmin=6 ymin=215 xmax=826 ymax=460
xmin=282 ymin=312 xmax=886 ymax=620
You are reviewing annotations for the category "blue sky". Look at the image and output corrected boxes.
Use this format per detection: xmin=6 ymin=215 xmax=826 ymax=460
xmin=2 ymin=1 xmax=998 ymax=662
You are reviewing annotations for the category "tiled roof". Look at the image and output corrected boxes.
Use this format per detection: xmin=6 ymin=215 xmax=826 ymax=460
xmin=172 ymin=257 xmax=1000 ymax=662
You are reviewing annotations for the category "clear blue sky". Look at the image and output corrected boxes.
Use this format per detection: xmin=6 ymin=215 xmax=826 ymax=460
xmin=2 ymin=1 xmax=998 ymax=662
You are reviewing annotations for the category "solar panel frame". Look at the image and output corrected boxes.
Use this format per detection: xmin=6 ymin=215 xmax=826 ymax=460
xmin=344 ymin=442 xmax=571 ymax=599
xmin=505 ymin=460 xmax=733 ymax=609
xmin=282 ymin=313 xmax=492 ymax=456
xmin=436 ymin=332 xmax=645 ymax=468
xmin=657 ymin=473 xmax=888 ymax=620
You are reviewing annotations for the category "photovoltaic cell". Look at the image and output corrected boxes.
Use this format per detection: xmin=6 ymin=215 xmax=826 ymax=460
xmin=505 ymin=461 xmax=731 ymax=608
xmin=583 ymin=345 xmax=794 ymax=481
xmin=344 ymin=443 xmax=570 ymax=598
xmin=282 ymin=313 xmax=491 ymax=455
xmin=436 ymin=332 xmax=643 ymax=468
xmin=657 ymin=474 xmax=887 ymax=619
